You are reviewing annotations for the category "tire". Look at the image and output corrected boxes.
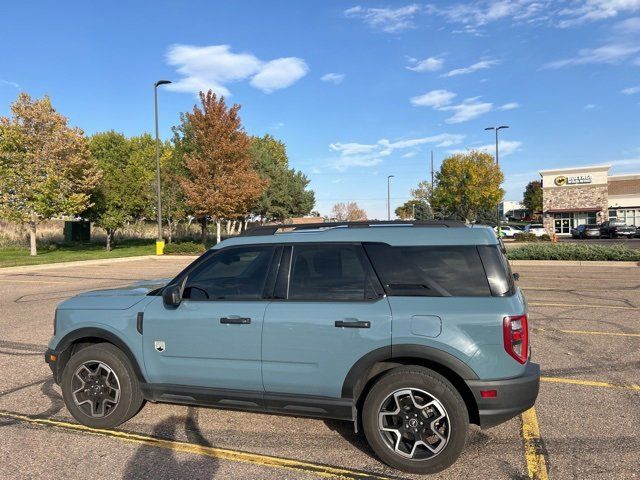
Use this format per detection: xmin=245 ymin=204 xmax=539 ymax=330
xmin=61 ymin=343 xmax=144 ymax=428
xmin=362 ymin=366 xmax=469 ymax=474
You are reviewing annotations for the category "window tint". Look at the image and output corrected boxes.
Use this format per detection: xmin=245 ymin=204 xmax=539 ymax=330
xmin=288 ymin=244 xmax=374 ymax=300
xmin=184 ymin=246 xmax=274 ymax=300
xmin=364 ymin=244 xmax=491 ymax=297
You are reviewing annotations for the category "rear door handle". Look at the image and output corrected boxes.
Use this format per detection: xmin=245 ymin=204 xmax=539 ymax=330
xmin=335 ymin=320 xmax=370 ymax=328
xmin=220 ymin=317 xmax=251 ymax=325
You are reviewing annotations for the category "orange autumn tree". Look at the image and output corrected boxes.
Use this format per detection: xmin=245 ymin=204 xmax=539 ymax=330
xmin=179 ymin=91 xmax=267 ymax=243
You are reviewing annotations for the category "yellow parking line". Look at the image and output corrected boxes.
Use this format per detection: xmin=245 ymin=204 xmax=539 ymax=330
xmin=0 ymin=278 xmax=67 ymax=284
xmin=533 ymin=327 xmax=640 ymax=338
xmin=529 ymin=302 xmax=640 ymax=311
xmin=541 ymin=376 xmax=640 ymax=391
xmin=520 ymin=407 xmax=548 ymax=480
xmin=0 ymin=410 xmax=387 ymax=480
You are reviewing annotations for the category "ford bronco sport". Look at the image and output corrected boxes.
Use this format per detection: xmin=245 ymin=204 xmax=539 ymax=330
xmin=45 ymin=221 xmax=539 ymax=474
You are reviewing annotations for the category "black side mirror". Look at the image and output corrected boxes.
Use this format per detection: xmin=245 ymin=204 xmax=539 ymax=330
xmin=163 ymin=276 xmax=187 ymax=308
xmin=513 ymin=272 xmax=520 ymax=281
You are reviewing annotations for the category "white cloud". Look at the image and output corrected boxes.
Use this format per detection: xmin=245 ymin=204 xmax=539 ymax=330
xmin=0 ymin=79 xmax=20 ymax=89
xmin=584 ymin=103 xmax=597 ymax=109
xmin=407 ymin=56 xmax=444 ymax=72
xmin=321 ymin=73 xmax=346 ymax=84
xmin=450 ymin=140 xmax=523 ymax=156
xmin=329 ymin=133 xmax=465 ymax=170
xmin=499 ymin=102 xmax=520 ymax=110
xmin=165 ymin=44 xmax=308 ymax=96
xmin=439 ymin=98 xmax=494 ymax=123
xmin=410 ymin=89 xmax=457 ymax=108
xmin=345 ymin=4 xmax=421 ymax=33
xmin=543 ymin=43 xmax=640 ymax=68
xmin=621 ymin=85 xmax=640 ymax=94
xmin=558 ymin=0 xmax=640 ymax=27
xmin=443 ymin=58 xmax=499 ymax=76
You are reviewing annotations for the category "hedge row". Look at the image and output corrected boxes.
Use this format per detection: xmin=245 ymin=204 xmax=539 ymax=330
xmin=163 ymin=241 xmax=207 ymax=255
xmin=506 ymin=243 xmax=640 ymax=261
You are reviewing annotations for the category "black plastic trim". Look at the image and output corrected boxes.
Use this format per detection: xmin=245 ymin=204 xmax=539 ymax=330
xmin=136 ymin=312 xmax=144 ymax=334
xmin=140 ymin=384 xmax=354 ymax=421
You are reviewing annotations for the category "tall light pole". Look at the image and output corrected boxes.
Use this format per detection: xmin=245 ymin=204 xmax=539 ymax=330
xmin=154 ymin=80 xmax=172 ymax=255
xmin=387 ymin=175 xmax=395 ymax=221
xmin=485 ymin=125 xmax=509 ymax=236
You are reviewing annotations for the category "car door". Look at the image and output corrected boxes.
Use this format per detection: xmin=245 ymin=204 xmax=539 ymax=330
xmin=142 ymin=245 xmax=279 ymax=391
xmin=262 ymin=243 xmax=392 ymax=399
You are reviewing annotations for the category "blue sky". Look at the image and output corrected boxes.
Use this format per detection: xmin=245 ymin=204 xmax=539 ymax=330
xmin=1 ymin=1 xmax=639 ymax=219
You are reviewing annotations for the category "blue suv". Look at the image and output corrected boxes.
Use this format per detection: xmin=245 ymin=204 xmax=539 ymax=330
xmin=46 ymin=221 xmax=539 ymax=474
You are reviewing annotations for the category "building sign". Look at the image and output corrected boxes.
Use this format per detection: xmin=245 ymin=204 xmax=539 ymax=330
xmin=554 ymin=174 xmax=592 ymax=186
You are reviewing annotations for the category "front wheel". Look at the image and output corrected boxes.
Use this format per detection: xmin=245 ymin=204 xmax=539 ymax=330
xmin=362 ymin=366 xmax=468 ymax=474
xmin=61 ymin=343 xmax=144 ymax=428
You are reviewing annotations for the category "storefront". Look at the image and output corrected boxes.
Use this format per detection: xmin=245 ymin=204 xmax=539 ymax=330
xmin=539 ymin=165 xmax=640 ymax=235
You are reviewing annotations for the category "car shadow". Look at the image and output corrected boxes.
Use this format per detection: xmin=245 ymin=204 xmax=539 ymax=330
xmin=122 ymin=407 xmax=219 ymax=479
xmin=322 ymin=418 xmax=376 ymax=458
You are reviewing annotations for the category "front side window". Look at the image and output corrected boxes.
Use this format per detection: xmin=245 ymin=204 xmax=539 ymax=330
xmin=288 ymin=244 xmax=375 ymax=300
xmin=184 ymin=246 xmax=275 ymax=300
xmin=364 ymin=244 xmax=493 ymax=297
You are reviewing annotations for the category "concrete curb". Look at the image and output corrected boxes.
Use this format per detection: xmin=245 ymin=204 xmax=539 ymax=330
xmin=0 ymin=254 xmax=199 ymax=274
xmin=509 ymin=260 xmax=639 ymax=267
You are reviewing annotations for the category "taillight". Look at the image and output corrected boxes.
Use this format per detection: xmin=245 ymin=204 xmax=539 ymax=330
xmin=503 ymin=315 xmax=529 ymax=364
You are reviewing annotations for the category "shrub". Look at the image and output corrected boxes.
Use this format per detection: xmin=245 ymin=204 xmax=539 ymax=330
xmin=163 ymin=241 xmax=206 ymax=255
xmin=507 ymin=243 xmax=640 ymax=261
xmin=513 ymin=232 xmax=550 ymax=242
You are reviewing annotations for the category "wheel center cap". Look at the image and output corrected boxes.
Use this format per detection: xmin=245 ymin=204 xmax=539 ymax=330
xmin=409 ymin=418 xmax=418 ymax=428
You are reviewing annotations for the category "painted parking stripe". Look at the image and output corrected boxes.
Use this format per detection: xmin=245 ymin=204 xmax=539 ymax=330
xmin=532 ymin=327 xmax=640 ymax=338
xmin=0 ymin=410 xmax=388 ymax=480
xmin=529 ymin=302 xmax=640 ymax=311
xmin=520 ymin=407 xmax=549 ymax=480
xmin=541 ymin=377 xmax=640 ymax=391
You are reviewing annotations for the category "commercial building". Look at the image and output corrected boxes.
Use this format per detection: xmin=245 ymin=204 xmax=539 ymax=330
xmin=499 ymin=200 xmax=528 ymax=221
xmin=539 ymin=165 xmax=640 ymax=235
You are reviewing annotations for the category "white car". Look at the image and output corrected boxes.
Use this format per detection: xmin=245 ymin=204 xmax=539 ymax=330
xmin=493 ymin=225 xmax=521 ymax=238
xmin=523 ymin=224 xmax=547 ymax=237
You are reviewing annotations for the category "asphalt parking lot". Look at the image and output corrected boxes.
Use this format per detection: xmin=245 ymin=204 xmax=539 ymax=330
xmin=0 ymin=257 xmax=638 ymax=479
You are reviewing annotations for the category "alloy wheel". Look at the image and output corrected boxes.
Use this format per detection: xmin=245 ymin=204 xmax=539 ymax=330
xmin=71 ymin=360 xmax=121 ymax=418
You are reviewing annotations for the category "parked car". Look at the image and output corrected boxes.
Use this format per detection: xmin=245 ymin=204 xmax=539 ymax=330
xmin=493 ymin=225 xmax=521 ymax=238
xmin=571 ymin=224 xmax=600 ymax=239
xmin=523 ymin=223 xmax=546 ymax=237
xmin=45 ymin=221 xmax=539 ymax=474
xmin=599 ymin=220 xmax=636 ymax=238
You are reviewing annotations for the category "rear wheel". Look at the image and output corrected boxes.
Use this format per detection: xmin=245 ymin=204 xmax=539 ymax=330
xmin=362 ymin=366 xmax=468 ymax=474
xmin=61 ymin=343 xmax=144 ymax=428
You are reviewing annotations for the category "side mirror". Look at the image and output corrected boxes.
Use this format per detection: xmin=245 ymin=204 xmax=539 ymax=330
xmin=513 ymin=272 xmax=520 ymax=281
xmin=163 ymin=276 xmax=187 ymax=308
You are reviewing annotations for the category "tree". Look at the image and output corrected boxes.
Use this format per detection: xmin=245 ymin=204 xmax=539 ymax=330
xmin=430 ymin=150 xmax=504 ymax=223
xmin=522 ymin=180 xmax=543 ymax=216
xmin=86 ymin=132 xmax=156 ymax=250
xmin=395 ymin=199 xmax=432 ymax=220
xmin=331 ymin=202 xmax=367 ymax=221
xmin=0 ymin=93 xmax=100 ymax=255
xmin=249 ymin=135 xmax=315 ymax=222
xmin=179 ymin=91 xmax=266 ymax=243
xmin=160 ymin=141 xmax=184 ymax=243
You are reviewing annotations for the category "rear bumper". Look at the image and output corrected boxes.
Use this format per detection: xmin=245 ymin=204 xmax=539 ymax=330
xmin=466 ymin=362 xmax=540 ymax=429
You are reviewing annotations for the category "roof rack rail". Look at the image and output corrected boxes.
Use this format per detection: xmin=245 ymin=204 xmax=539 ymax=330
xmin=240 ymin=220 xmax=465 ymax=236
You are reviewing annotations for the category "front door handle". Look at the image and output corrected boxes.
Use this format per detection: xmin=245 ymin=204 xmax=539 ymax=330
xmin=220 ymin=317 xmax=251 ymax=325
xmin=335 ymin=320 xmax=371 ymax=328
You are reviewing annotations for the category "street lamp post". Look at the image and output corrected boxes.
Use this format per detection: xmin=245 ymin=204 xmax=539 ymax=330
xmin=387 ymin=175 xmax=395 ymax=221
xmin=484 ymin=125 xmax=509 ymax=236
xmin=154 ymin=80 xmax=172 ymax=255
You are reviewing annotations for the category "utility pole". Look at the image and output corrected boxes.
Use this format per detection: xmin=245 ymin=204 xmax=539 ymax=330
xmin=387 ymin=175 xmax=395 ymax=221
xmin=154 ymin=79 xmax=172 ymax=255
xmin=484 ymin=125 xmax=509 ymax=236
xmin=430 ymin=151 xmax=434 ymax=188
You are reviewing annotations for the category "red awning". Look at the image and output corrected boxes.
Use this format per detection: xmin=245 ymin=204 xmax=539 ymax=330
xmin=545 ymin=208 xmax=601 ymax=213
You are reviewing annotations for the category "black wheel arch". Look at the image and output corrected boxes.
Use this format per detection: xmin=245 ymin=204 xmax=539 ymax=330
xmin=52 ymin=327 xmax=146 ymax=384
xmin=342 ymin=344 xmax=481 ymax=426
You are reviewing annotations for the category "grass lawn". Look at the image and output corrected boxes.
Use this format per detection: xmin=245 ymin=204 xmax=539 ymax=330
xmin=0 ymin=240 xmax=155 ymax=268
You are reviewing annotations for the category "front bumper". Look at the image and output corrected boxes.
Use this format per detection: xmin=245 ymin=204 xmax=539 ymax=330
xmin=45 ymin=348 xmax=62 ymax=384
xmin=466 ymin=362 xmax=540 ymax=429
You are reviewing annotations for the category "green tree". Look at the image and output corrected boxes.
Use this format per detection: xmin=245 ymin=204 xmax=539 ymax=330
xmin=522 ymin=180 xmax=543 ymax=216
xmin=86 ymin=131 xmax=156 ymax=250
xmin=331 ymin=202 xmax=367 ymax=221
xmin=160 ymin=141 xmax=184 ymax=243
xmin=250 ymin=134 xmax=315 ymax=222
xmin=395 ymin=199 xmax=432 ymax=220
xmin=0 ymin=93 xmax=100 ymax=255
xmin=430 ymin=150 xmax=504 ymax=223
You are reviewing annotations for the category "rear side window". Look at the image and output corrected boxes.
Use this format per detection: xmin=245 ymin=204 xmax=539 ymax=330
xmin=288 ymin=244 xmax=377 ymax=300
xmin=364 ymin=244 xmax=492 ymax=297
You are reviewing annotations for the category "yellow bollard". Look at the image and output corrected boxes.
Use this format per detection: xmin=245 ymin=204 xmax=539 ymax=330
xmin=155 ymin=240 xmax=165 ymax=255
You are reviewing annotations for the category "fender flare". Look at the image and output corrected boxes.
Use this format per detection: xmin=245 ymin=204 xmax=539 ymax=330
xmin=54 ymin=327 xmax=146 ymax=382
xmin=341 ymin=344 xmax=479 ymax=400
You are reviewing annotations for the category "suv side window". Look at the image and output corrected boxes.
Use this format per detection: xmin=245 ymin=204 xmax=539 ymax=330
xmin=183 ymin=246 xmax=275 ymax=300
xmin=287 ymin=244 xmax=377 ymax=301
xmin=364 ymin=243 xmax=492 ymax=297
